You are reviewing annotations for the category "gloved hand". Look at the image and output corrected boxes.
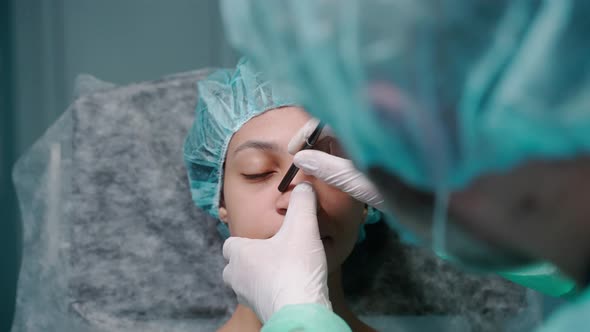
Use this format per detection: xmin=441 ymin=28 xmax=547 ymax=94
xmin=288 ymin=118 xmax=384 ymax=209
xmin=222 ymin=182 xmax=332 ymax=323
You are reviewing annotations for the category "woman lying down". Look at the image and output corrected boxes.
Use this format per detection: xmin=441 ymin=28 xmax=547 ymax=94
xmin=183 ymin=58 xmax=533 ymax=331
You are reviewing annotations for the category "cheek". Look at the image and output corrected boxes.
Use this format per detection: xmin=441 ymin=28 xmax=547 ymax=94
xmin=318 ymin=185 xmax=365 ymax=235
xmin=223 ymin=181 xmax=282 ymax=239
xmin=317 ymin=185 xmax=365 ymax=270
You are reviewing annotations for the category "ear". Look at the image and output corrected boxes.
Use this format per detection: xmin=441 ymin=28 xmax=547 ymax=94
xmin=362 ymin=204 xmax=368 ymax=224
xmin=218 ymin=206 xmax=228 ymax=223
xmin=218 ymin=194 xmax=228 ymax=223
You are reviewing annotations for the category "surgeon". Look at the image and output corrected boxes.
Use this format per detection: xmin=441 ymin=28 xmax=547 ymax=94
xmin=219 ymin=1 xmax=589 ymax=331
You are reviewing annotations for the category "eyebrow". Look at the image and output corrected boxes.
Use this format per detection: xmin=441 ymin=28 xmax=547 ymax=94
xmin=232 ymin=140 xmax=282 ymax=157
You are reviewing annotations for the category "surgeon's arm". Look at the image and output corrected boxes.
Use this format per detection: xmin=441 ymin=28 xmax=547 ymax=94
xmin=262 ymin=304 xmax=351 ymax=332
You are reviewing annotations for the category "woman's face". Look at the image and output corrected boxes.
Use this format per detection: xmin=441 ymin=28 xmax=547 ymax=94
xmin=220 ymin=106 xmax=365 ymax=272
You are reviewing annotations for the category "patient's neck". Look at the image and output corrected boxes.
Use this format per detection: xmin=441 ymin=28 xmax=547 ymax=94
xmin=218 ymin=304 xmax=261 ymax=332
xmin=329 ymin=267 xmax=374 ymax=332
xmin=221 ymin=267 xmax=373 ymax=332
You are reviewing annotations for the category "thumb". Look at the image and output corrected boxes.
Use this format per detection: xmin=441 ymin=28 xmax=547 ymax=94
xmin=275 ymin=182 xmax=320 ymax=241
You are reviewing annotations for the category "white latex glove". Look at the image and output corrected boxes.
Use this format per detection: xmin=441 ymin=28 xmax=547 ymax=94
xmin=288 ymin=118 xmax=385 ymax=209
xmin=222 ymin=182 xmax=331 ymax=323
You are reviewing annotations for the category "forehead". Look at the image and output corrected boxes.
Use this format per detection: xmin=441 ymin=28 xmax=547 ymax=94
xmin=229 ymin=106 xmax=310 ymax=149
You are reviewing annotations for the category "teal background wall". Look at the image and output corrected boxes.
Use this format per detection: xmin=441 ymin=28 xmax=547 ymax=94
xmin=2 ymin=1 xmax=237 ymax=329
xmin=1 ymin=0 xmax=20 ymax=331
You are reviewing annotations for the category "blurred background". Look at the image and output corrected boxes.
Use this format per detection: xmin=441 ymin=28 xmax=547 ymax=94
xmin=1 ymin=1 xmax=238 ymax=329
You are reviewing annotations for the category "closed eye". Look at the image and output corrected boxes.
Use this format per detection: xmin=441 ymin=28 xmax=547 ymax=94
xmin=241 ymin=171 xmax=275 ymax=181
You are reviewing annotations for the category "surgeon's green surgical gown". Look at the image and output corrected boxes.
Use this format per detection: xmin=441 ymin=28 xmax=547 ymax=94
xmin=262 ymin=287 xmax=588 ymax=332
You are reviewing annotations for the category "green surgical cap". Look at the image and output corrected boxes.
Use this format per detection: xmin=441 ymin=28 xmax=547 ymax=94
xmin=221 ymin=0 xmax=590 ymax=192
xmin=183 ymin=58 xmax=297 ymax=236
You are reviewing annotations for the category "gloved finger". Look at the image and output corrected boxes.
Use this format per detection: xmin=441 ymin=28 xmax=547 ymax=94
xmin=222 ymin=236 xmax=247 ymax=261
xmin=222 ymin=237 xmax=252 ymax=287
xmin=287 ymin=118 xmax=334 ymax=154
xmin=275 ymin=182 xmax=320 ymax=241
xmin=294 ymin=149 xmax=384 ymax=208
xmin=222 ymin=261 xmax=234 ymax=288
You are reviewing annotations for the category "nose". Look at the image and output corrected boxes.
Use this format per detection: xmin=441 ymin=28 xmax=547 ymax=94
xmin=275 ymin=169 xmax=315 ymax=215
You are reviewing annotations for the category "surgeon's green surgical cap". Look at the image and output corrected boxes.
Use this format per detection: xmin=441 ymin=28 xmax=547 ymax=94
xmin=183 ymin=58 xmax=296 ymax=237
xmin=221 ymin=0 xmax=590 ymax=192
xmin=220 ymin=0 xmax=583 ymax=296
